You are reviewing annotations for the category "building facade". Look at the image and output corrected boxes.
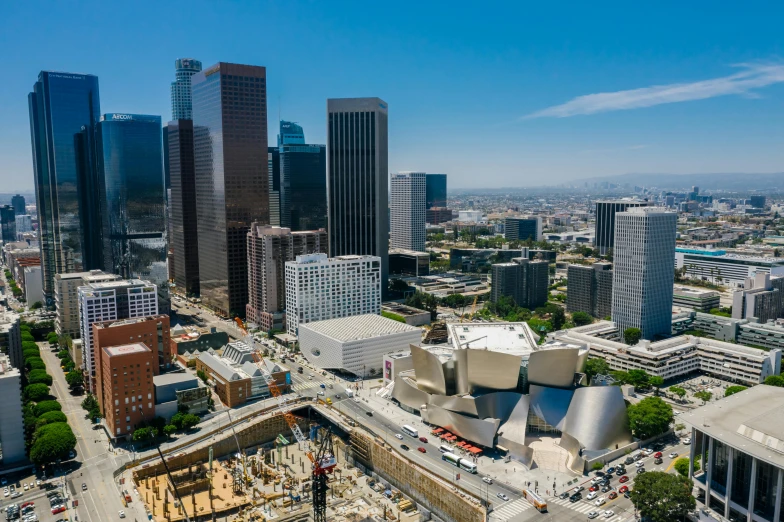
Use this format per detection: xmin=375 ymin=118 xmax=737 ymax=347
xmin=672 ymin=286 xmax=721 ymax=312
xmin=267 ymin=146 xmax=281 ymax=226
xmin=490 ymin=258 xmax=549 ymax=309
xmin=425 ymin=173 xmax=447 ymax=209
xmin=675 ymin=248 xmax=784 ymax=288
xmin=98 ymin=343 xmax=156 ymax=439
xmin=0 ymin=312 xmax=22 ymax=370
xmin=594 ymin=200 xmax=649 ymax=255
xmin=93 ymin=315 xmax=171 ymax=378
xmin=170 ymin=58 xmax=202 ymax=120
xmin=15 ymin=214 xmax=32 ymax=235
xmin=732 ymin=273 xmax=784 ymax=323
xmin=192 ymin=62 xmax=269 ymax=317
xmin=55 ymin=270 xmax=120 ymax=338
xmin=0 ymin=206 xmax=15 ymax=243
xmin=284 ymin=253 xmax=381 ymax=336
xmin=505 ymin=216 xmax=542 ymax=243
xmin=29 ymin=71 xmax=104 ymax=301
xmin=390 ymin=172 xmax=426 ymax=252
xmin=327 ymin=98 xmax=389 ymax=296
xmin=278 ymin=123 xmax=327 ymax=231
xmin=167 ymin=119 xmax=200 ymax=297
xmin=0 ymin=353 xmax=25 ymax=464
xmin=389 ymin=249 xmax=430 ymax=277
xmin=567 ymin=262 xmax=613 ymax=319
xmin=11 ymin=195 xmax=25 ymax=216
xmin=245 ymin=224 xmax=328 ymax=331
xmin=426 ymin=207 xmax=453 ymax=225
xmin=611 ymin=207 xmax=677 ymax=341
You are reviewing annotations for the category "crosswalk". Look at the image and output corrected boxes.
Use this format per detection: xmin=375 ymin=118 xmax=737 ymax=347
xmin=488 ymin=498 xmax=533 ymax=520
xmin=489 ymin=495 xmax=621 ymax=521
xmin=291 ymin=380 xmax=323 ymax=392
xmin=548 ymin=495 xmax=619 ymax=517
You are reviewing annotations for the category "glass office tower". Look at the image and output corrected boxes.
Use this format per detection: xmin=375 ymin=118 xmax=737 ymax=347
xmin=425 ymin=173 xmax=447 ymax=209
xmin=0 ymin=206 xmax=16 ymax=242
xmin=171 ymin=58 xmax=202 ymax=120
xmin=192 ymin=62 xmax=269 ymax=318
xmin=28 ymin=71 xmax=102 ymax=301
xmin=279 ymin=120 xmax=326 ymax=231
xmin=96 ymin=114 xmax=169 ymax=311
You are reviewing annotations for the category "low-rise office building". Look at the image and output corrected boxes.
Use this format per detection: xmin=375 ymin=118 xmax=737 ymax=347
xmin=732 ymin=273 xmax=784 ymax=323
xmin=673 ymin=285 xmax=721 ymax=312
xmin=0 ymin=353 xmax=25 ymax=464
xmin=389 ymin=249 xmax=430 ymax=277
xmin=675 ymin=247 xmax=784 ymax=288
xmin=381 ymin=303 xmax=431 ymax=326
xmin=153 ymin=373 xmax=209 ymax=420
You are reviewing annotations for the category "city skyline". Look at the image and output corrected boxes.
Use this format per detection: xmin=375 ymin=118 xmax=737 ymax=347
xmin=2 ymin=2 xmax=784 ymax=191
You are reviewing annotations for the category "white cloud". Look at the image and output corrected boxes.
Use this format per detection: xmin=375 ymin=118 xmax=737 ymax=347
xmin=525 ymin=63 xmax=784 ymax=119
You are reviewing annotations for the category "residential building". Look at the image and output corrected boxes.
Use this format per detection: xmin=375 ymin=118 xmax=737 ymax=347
xmin=169 ymin=324 xmax=229 ymax=356
xmin=0 ymin=206 xmax=15 ymax=242
xmin=675 ymin=248 xmax=784 ymax=288
xmin=192 ymin=62 xmax=269 ymax=318
xmin=10 ymin=195 xmax=25 ymax=216
xmin=79 ymin=279 xmax=158 ymax=392
xmin=97 ymin=343 xmax=156 ymax=440
xmin=683 ymin=385 xmax=784 ymax=522
xmin=425 ymin=173 xmax=447 ymax=209
xmin=566 ymin=262 xmax=613 ymax=319
xmin=96 ymin=113 xmax=168 ymax=310
xmin=92 ymin=315 xmax=171 ymax=378
xmin=284 ymin=253 xmax=381 ymax=336
xmin=14 ymin=215 xmax=32 ymax=235
xmin=170 ymin=58 xmax=202 ymax=120
xmin=505 ymin=216 xmax=542 ymax=242
xmin=245 ymin=224 xmax=327 ymax=331
xmin=55 ymin=270 xmax=120 ymax=338
xmin=389 ymin=249 xmax=430 ymax=277
xmin=0 ymin=311 xmax=22 ymax=370
xmin=611 ymin=207 xmax=677 ymax=341
xmin=299 ymin=314 xmax=422 ymax=377
xmin=390 ymin=172 xmax=426 ymax=252
xmin=490 ymin=258 xmax=549 ymax=309
xmin=327 ymin=98 xmax=389 ymax=296
xmin=673 ymin=285 xmax=721 ymax=312
xmin=594 ymin=199 xmax=649 ymax=255
xmin=426 ymin=207 xmax=453 ymax=225
xmin=0 ymin=353 xmax=25 ymax=464
xmin=278 ymin=121 xmax=327 ymax=231
xmin=732 ymin=273 xmax=784 ymax=322
xmin=29 ymin=71 xmax=104 ymax=301
xmin=167 ymin=119 xmax=200 ymax=297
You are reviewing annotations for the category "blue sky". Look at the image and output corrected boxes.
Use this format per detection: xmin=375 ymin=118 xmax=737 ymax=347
xmin=1 ymin=1 xmax=783 ymax=190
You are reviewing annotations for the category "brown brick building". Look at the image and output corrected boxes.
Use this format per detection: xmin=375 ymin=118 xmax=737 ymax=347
xmin=99 ymin=343 xmax=156 ymax=439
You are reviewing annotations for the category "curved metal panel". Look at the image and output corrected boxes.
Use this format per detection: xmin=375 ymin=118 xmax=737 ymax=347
xmin=392 ymin=371 xmax=431 ymax=412
xmin=423 ymin=403 xmax=500 ymax=447
xmin=465 ymin=349 xmax=522 ymax=392
xmin=494 ymin=394 xmax=530 ymax=445
xmin=575 ymin=347 xmax=590 ymax=374
xmin=561 ymin=386 xmax=633 ymax=451
xmin=528 ymin=347 xmax=580 ymax=388
xmin=528 ymin=384 xmax=574 ymax=431
xmin=453 ymin=348 xmax=470 ymax=395
xmin=474 ymin=391 xmax=528 ymax=423
xmin=410 ymin=344 xmax=447 ymax=395
xmin=428 ymin=394 xmax=479 ymax=417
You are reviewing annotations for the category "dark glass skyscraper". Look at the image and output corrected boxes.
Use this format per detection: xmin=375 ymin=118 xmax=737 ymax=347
xmin=268 ymin=146 xmax=280 ymax=226
xmin=11 ymin=195 xmax=25 ymax=216
xmin=192 ymin=63 xmax=269 ymax=318
xmin=96 ymin=114 xmax=168 ymax=309
xmin=277 ymin=121 xmax=326 ymax=231
xmin=0 ymin=206 xmax=16 ymax=242
xmin=425 ymin=173 xmax=447 ymax=209
xmin=327 ymin=98 xmax=389 ymax=294
xmin=595 ymin=200 xmax=649 ymax=255
xmin=29 ymin=71 xmax=102 ymax=301
xmin=168 ymin=119 xmax=200 ymax=297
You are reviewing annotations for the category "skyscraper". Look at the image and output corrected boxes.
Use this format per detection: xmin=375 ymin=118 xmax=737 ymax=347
xmin=567 ymin=262 xmax=613 ymax=319
xmin=167 ymin=119 xmax=200 ymax=297
xmin=390 ymin=172 xmax=426 ymax=251
xmin=489 ymin=258 xmax=549 ymax=309
xmin=505 ymin=216 xmax=542 ymax=242
xmin=611 ymin=207 xmax=677 ymax=341
xmin=425 ymin=173 xmax=447 ymax=209
xmin=192 ymin=63 xmax=269 ymax=317
xmin=594 ymin=200 xmax=649 ymax=255
xmin=0 ymin=206 xmax=16 ymax=243
xmin=278 ymin=120 xmax=305 ymax=145
xmin=268 ymin=147 xmax=281 ymax=226
xmin=29 ymin=71 xmax=103 ymax=301
xmin=10 ymin=195 xmax=25 ymax=216
xmin=327 ymin=98 xmax=389 ymax=294
xmin=170 ymin=58 xmax=202 ymax=120
xmin=279 ymin=123 xmax=327 ymax=231
xmin=96 ymin=114 xmax=168 ymax=310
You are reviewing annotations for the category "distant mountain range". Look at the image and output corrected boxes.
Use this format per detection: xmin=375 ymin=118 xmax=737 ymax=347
xmin=573 ymin=172 xmax=783 ymax=192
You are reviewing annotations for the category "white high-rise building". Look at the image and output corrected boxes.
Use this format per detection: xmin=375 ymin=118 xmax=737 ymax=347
xmin=79 ymin=279 xmax=158 ymax=392
xmin=611 ymin=207 xmax=677 ymax=341
xmin=56 ymin=270 xmax=121 ymax=338
xmin=0 ymin=353 xmax=25 ymax=464
xmin=170 ymin=58 xmax=202 ymax=120
xmin=285 ymin=254 xmax=381 ymax=336
xmin=390 ymin=172 xmax=426 ymax=252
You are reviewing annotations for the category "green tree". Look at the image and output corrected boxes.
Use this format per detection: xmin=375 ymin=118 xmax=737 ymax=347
xmin=694 ymin=390 xmax=712 ymax=404
xmin=180 ymin=413 xmax=200 ymax=430
xmin=22 ymin=340 xmax=39 ymax=352
xmin=57 ymin=349 xmax=70 ymax=360
xmin=629 ymin=472 xmax=695 ymax=522
xmin=627 ymin=397 xmax=674 ymax=440
xmin=28 ymin=370 xmax=53 ymax=386
xmin=23 ymin=348 xmax=41 ymax=360
xmin=623 ymin=327 xmax=642 ymax=346
xmin=725 ymin=385 xmax=748 ymax=397
xmin=66 ymin=369 xmax=84 ymax=389
xmin=21 ymin=333 xmax=36 ymax=343
xmin=33 ymin=400 xmax=62 ymax=417
xmin=571 ymin=311 xmax=593 ymax=326
xmin=764 ymin=375 xmax=784 ymax=387
xmin=649 ymin=376 xmax=665 ymax=396
xmin=36 ymin=410 xmax=68 ymax=425
xmin=23 ymin=383 xmax=50 ymax=402
xmin=29 ymin=422 xmax=77 ymax=465
xmin=80 ymin=394 xmax=102 ymax=421
xmin=551 ymin=307 xmax=566 ymax=330
xmin=610 ymin=370 xmax=630 ymax=385
xmin=196 ymin=369 xmax=209 ymax=384
xmin=46 ymin=331 xmax=57 ymax=343
xmin=389 ymin=279 xmax=410 ymax=293
xmin=132 ymin=426 xmax=158 ymax=443
xmin=583 ymin=358 xmax=610 ymax=381
xmin=163 ymin=424 xmax=177 ymax=438
xmin=25 ymin=357 xmax=46 ymax=371
xmin=669 ymin=385 xmax=687 ymax=401
xmin=591 ymin=462 xmax=604 ymax=471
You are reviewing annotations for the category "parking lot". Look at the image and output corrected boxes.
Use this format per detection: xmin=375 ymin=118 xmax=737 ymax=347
xmin=2 ymin=472 xmax=76 ymax=522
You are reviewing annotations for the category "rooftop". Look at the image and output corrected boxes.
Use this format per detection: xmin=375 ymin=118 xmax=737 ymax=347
xmin=153 ymin=373 xmax=198 ymax=387
xmin=447 ymin=322 xmax=540 ymax=356
xmin=103 ymin=342 xmax=151 ymax=357
xmin=673 ymin=286 xmax=719 ymax=298
xmin=299 ymin=314 xmax=421 ymax=342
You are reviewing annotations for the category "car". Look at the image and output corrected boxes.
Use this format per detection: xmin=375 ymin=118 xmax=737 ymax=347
xmin=624 ymin=492 xmax=630 ymax=499
xmin=616 ymin=468 xmax=625 ymax=476
xmin=419 ymin=436 xmax=428 ymax=443
xmin=11 ymin=492 xmax=22 ymax=499
xmin=608 ymin=491 xmax=618 ymax=499
xmin=600 ymin=485 xmax=612 ymax=493
xmin=588 ymin=512 xmax=599 ymax=520
xmin=400 ymin=444 xmax=410 ymax=451
xmin=589 ymin=485 xmax=599 ymax=492
xmin=68 ymin=451 xmax=75 ymax=459
xmin=559 ymin=491 xmax=570 ymax=499
xmin=319 ymin=384 xmax=326 ymax=389
xmin=82 ymin=483 xmax=87 ymax=491
xmin=604 ymin=510 xmax=615 ymax=518
xmin=674 ymin=410 xmax=682 ymax=416
xmin=51 ymin=506 xmax=66 ymax=515
xmin=594 ymin=471 xmax=605 ymax=477
xmin=28 ymin=482 xmax=33 ymax=489
xmin=595 ymin=497 xmax=606 ymax=506
xmin=395 ymin=434 xmax=403 ymax=440
xmin=334 ymin=394 xmax=341 ymax=399
xmin=118 ymin=510 xmax=126 ymax=518
xmin=643 ymin=448 xmax=654 ymax=456
xmin=624 ymin=456 xmax=634 ymax=465
xmin=417 ymin=447 xmax=426 ymax=453
xmin=654 ymin=457 xmax=663 ymax=465
xmin=497 ymin=493 xmax=509 ymax=501
xmin=569 ymin=494 xmax=581 ymax=503
xmin=619 ymin=485 xmax=628 ymax=494
xmin=591 ymin=477 xmax=602 ymax=485
xmin=308 ymin=375 xmax=313 ymax=380
xmin=653 ymin=452 xmax=663 ymax=459
xmin=23 ymin=484 xmax=28 ymax=491
xmin=365 ymin=411 xmax=373 ymax=416
xmin=635 ymin=460 xmax=645 ymax=467
xmin=684 ymin=437 xmax=692 ymax=445
xmin=619 ymin=475 xmax=629 ymax=483
xmin=634 ymin=453 xmax=644 ymax=461
xmin=316 ymin=391 xmax=325 ymax=396
xmin=573 ymin=486 xmax=585 ymax=493
xmin=669 ymin=452 xmax=679 ymax=459
xmin=636 ymin=468 xmax=646 ymax=474
xmin=606 ymin=467 xmax=615 ymax=474
xmin=20 ymin=502 xmax=33 ymax=509
xmin=483 ymin=477 xmax=494 ymax=485
xmin=34 ymin=480 xmax=40 ymax=487
xmin=586 ymin=492 xmax=597 ymax=500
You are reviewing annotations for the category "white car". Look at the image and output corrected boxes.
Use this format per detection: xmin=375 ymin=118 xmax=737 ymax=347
xmin=119 ymin=510 xmax=126 ymax=518
xmin=23 ymin=484 xmax=29 ymax=491
xmin=643 ymin=448 xmax=654 ymax=456
xmin=604 ymin=510 xmax=615 ymax=518
xmin=591 ymin=477 xmax=603 ymax=485
xmin=669 ymin=452 xmax=679 ymax=459
xmin=587 ymin=512 xmax=599 ymax=519
xmin=683 ymin=438 xmax=692 ymax=445
xmin=635 ymin=461 xmax=645 ymax=467
xmin=595 ymin=497 xmax=606 ymax=506
xmin=482 ymin=476 xmax=493 ymax=484
xmin=3 ymin=487 xmax=8 ymax=497
xmin=394 ymin=434 xmax=403 ymax=440
xmin=586 ymin=491 xmax=597 ymax=500
xmin=496 ymin=493 xmax=509 ymax=501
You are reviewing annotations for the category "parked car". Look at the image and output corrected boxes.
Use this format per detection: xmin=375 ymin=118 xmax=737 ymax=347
xmin=600 ymin=485 xmax=612 ymax=493
xmin=589 ymin=485 xmax=599 ymax=492
xmin=51 ymin=506 xmax=66 ymax=515
xmin=624 ymin=456 xmax=635 ymax=465
xmin=573 ymin=486 xmax=585 ymax=493
xmin=606 ymin=467 xmax=615 ymax=474
xmin=619 ymin=476 xmax=629 ymax=483
xmin=684 ymin=437 xmax=692 ymax=445
xmin=619 ymin=486 xmax=629 ymax=494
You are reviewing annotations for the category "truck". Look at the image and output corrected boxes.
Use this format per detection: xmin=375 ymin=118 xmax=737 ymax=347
xmin=345 ymin=389 xmax=354 ymax=398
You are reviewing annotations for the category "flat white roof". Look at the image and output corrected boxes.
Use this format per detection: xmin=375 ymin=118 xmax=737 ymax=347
xmin=448 ymin=322 xmax=539 ymax=356
xmin=103 ymin=342 xmax=150 ymax=357
xmin=299 ymin=314 xmax=421 ymax=342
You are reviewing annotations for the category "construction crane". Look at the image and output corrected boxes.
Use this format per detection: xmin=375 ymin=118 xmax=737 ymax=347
xmin=460 ymin=295 xmax=479 ymax=323
xmin=233 ymin=318 xmax=337 ymax=519
xmin=311 ymin=426 xmax=337 ymax=522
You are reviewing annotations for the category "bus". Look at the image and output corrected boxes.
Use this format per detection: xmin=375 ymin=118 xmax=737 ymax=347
xmin=523 ymin=489 xmax=547 ymax=512
xmin=439 ymin=445 xmax=452 ymax=453
xmin=442 ymin=453 xmax=478 ymax=474
xmin=459 ymin=460 xmax=477 ymax=474
xmin=401 ymin=425 xmax=418 ymax=438
xmin=442 ymin=452 xmax=461 ymax=467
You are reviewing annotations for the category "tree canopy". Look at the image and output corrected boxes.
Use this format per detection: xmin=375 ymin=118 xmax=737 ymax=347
xmin=694 ymin=390 xmax=712 ymax=404
xmin=764 ymin=375 xmax=784 ymax=388
xmin=33 ymin=400 xmax=62 ymax=417
xmin=37 ymin=410 xmax=68 ymax=425
xmin=624 ymin=327 xmax=642 ymax=345
xmin=629 ymin=472 xmax=696 ymax=522
xmin=30 ymin=422 xmax=76 ymax=465
xmin=550 ymin=307 xmax=566 ymax=330
xmin=583 ymin=358 xmax=610 ymax=381
xmin=571 ymin=311 xmax=593 ymax=326
xmin=65 ymin=369 xmax=84 ymax=388
xmin=81 ymin=394 xmax=102 ymax=421
xmin=28 ymin=369 xmax=53 ymax=386
xmin=669 ymin=386 xmax=686 ymax=400
xmin=724 ymin=385 xmax=748 ymax=397
xmin=627 ymin=397 xmax=674 ymax=440
xmin=23 ymin=383 xmax=50 ymax=402
xmin=649 ymin=376 xmax=665 ymax=395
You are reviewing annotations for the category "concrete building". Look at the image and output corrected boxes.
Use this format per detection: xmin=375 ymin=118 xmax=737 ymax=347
xmin=732 ymin=273 xmax=784 ymax=323
xmin=457 ymin=210 xmax=483 ymax=223
xmin=284 ymin=254 xmax=381 ymax=336
xmin=566 ymin=262 xmax=613 ymax=319
xmin=490 ymin=258 xmax=549 ymax=309
xmin=611 ymin=207 xmax=677 ymax=341
xmin=594 ymin=199 xmax=649 ymax=255
xmin=98 ymin=342 xmax=156 ymax=440
xmin=673 ymin=285 xmax=721 ymax=312
xmin=327 ymin=98 xmax=389 ymax=297
xmin=245 ymin=224 xmax=327 ymax=332
xmin=390 ymin=172 xmax=426 ymax=252
xmin=79 ymin=279 xmax=158 ymax=392
xmin=169 ymin=324 xmax=229 ymax=357
xmin=683 ymin=385 xmax=784 ymax=522
xmin=0 ymin=353 xmax=25 ymax=465
xmin=381 ymin=303 xmax=431 ymax=327
xmin=1 ymin=205 xmax=16 ymax=244
xmin=14 ymin=214 xmax=32 ymax=235
xmin=505 ymin=216 xmax=542 ymax=243
xmin=298 ymin=314 xmax=422 ymax=377
xmin=153 ymin=373 xmax=208 ymax=420
xmin=23 ymin=265 xmax=43 ymax=305
xmin=389 ymin=249 xmax=430 ymax=277
xmin=55 ymin=270 xmax=121 ymax=338
xmin=675 ymin=248 xmax=784 ymax=288
xmin=0 ymin=311 xmax=22 ymax=369
xmin=92 ymin=315 xmax=172 ymax=382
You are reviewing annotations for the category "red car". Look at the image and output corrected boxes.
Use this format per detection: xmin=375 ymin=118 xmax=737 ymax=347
xmin=608 ymin=492 xmax=618 ymax=500
xmin=417 ymin=447 xmax=426 ymax=453
xmin=589 ymin=485 xmax=599 ymax=492
xmin=619 ymin=475 xmax=629 ymax=483
xmin=419 ymin=436 xmax=428 ymax=443
xmin=619 ymin=485 xmax=629 ymax=494
xmin=653 ymin=452 xmax=662 ymax=458
xmin=21 ymin=502 xmax=34 ymax=508
xmin=52 ymin=506 xmax=66 ymax=515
